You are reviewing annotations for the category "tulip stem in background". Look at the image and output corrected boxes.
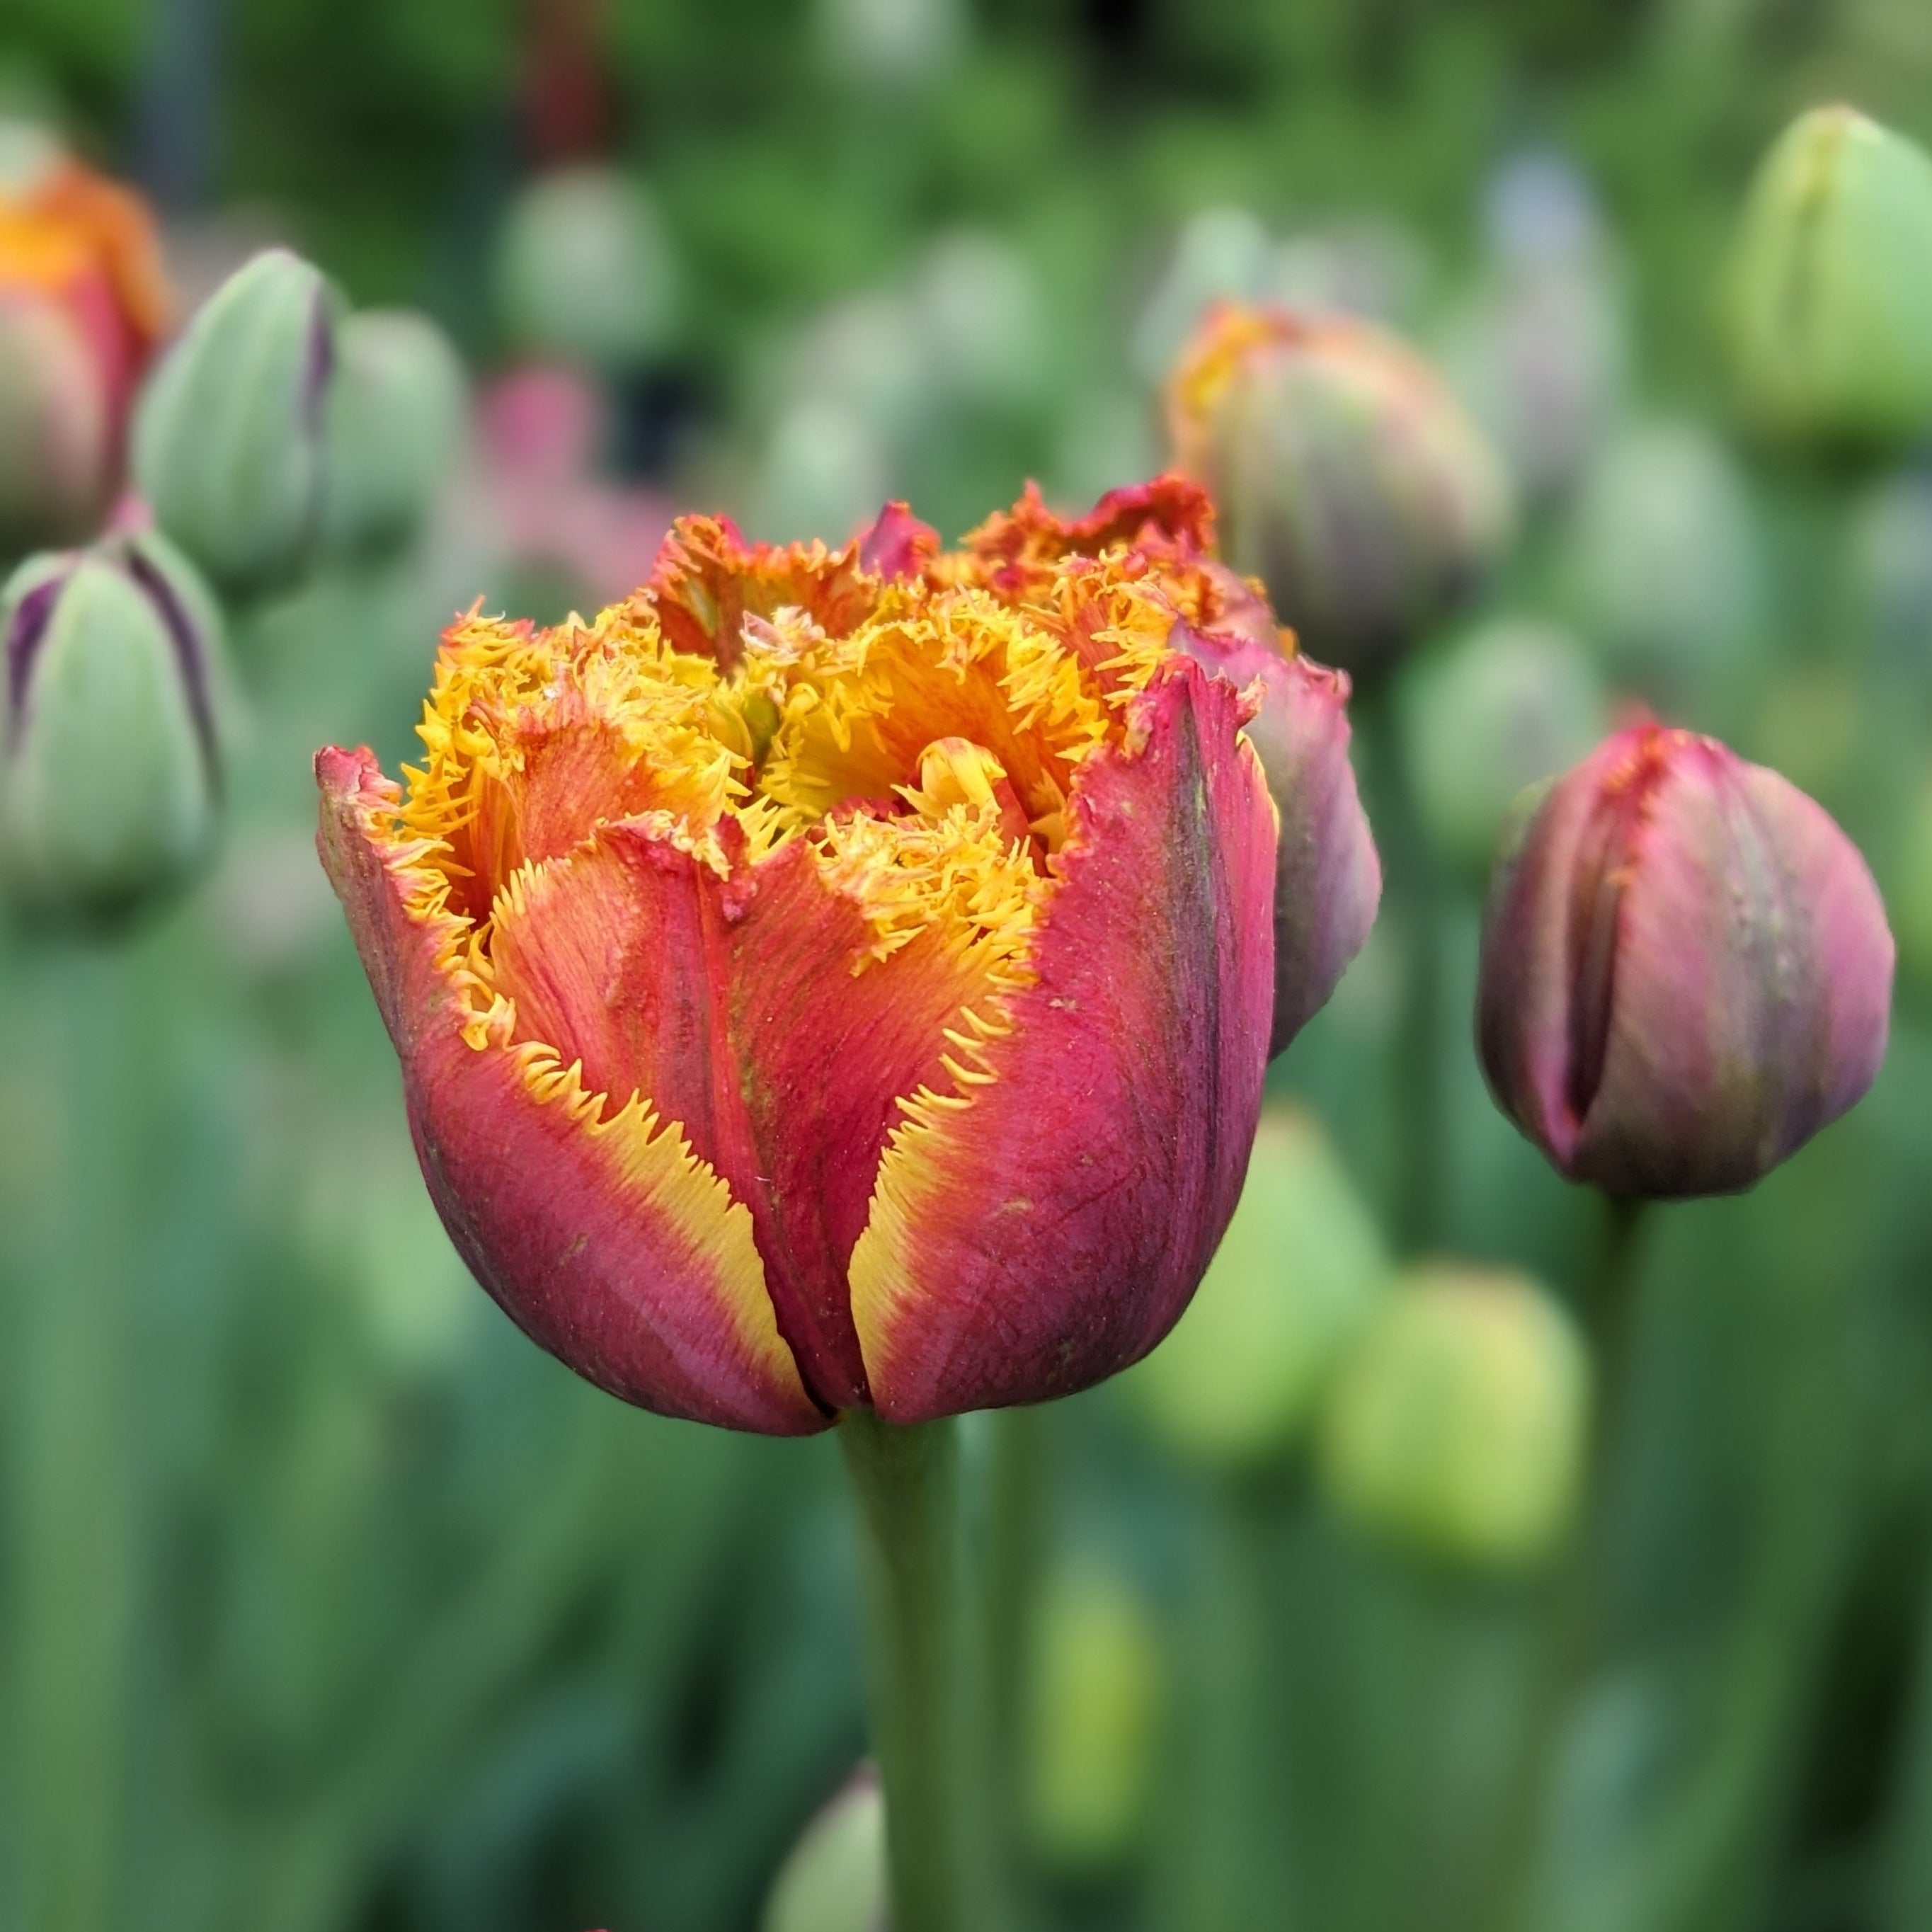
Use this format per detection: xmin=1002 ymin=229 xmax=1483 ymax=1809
xmin=1580 ymin=1194 xmax=1647 ymax=1483
xmin=1490 ymin=1193 xmax=1651 ymax=1929
xmin=1358 ymin=685 xmax=1443 ymax=1252
xmin=983 ymin=1403 xmax=1046 ymax=1921
xmin=1160 ymin=1482 xmax=1291 ymax=1932
xmin=5 ymin=942 xmax=147 ymax=1932
xmin=840 ymin=1408 xmax=983 ymax=1932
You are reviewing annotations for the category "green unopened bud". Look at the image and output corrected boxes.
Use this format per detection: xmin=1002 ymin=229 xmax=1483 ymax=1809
xmin=495 ymin=167 xmax=676 ymax=371
xmin=1024 ymin=1560 xmax=1163 ymax=1878
xmin=1 ymin=529 xmax=227 ymax=926
xmin=1560 ymin=420 xmax=1764 ymax=701
xmin=1399 ymin=618 xmax=1608 ymax=876
xmin=1126 ymin=1107 xmax=1390 ymax=1472
xmin=132 ymin=248 xmax=341 ymax=597
xmin=1721 ymin=105 xmax=1932 ymax=452
xmin=761 ymin=1769 xmax=886 ymax=1932
xmin=1317 ymin=1264 xmax=1589 ymax=1572
xmin=319 ymin=309 xmax=467 ymax=560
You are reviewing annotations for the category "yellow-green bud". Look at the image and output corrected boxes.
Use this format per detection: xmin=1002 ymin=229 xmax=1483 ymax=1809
xmin=132 ymin=248 xmax=342 ymax=596
xmin=761 ymin=1769 xmax=886 ymax=1932
xmin=1 ymin=528 xmax=227 ymax=926
xmin=1126 ymin=1107 xmax=1390 ymax=1473
xmin=319 ymin=309 xmax=468 ymax=560
xmin=1721 ymin=105 xmax=1932 ymax=452
xmin=1024 ymin=1560 xmax=1164 ymax=1878
xmin=1317 ymin=1264 xmax=1589 ymax=1571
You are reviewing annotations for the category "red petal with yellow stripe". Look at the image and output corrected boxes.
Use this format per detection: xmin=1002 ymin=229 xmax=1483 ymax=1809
xmin=316 ymin=745 xmax=825 ymax=1434
xmin=850 ymin=660 xmax=1278 ymax=1421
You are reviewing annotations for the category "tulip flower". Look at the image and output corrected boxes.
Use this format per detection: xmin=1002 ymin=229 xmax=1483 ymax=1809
xmin=0 ymin=153 xmax=168 ymax=551
xmin=1166 ymin=303 xmax=1512 ymax=678
xmin=317 ymin=478 xmax=1376 ymax=1434
xmin=1477 ymin=721 xmax=1894 ymax=1197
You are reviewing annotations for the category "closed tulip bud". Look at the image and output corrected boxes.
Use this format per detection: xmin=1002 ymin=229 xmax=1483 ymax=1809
xmin=1399 ymin=618 xmax=1608 ymax=878
xmin=1126 ymin=1106 xmax=1389 ymax=1471
xmin=318 ymin=479 xmax=1376 ymax=1431
xmin=1024 ymin=1562 xmax=1163 ymax=1877
xmin=1 ymin=529 xmax=226 ymax=925
xmin=319 ymin=309 xmax=468 ymax=560
xmin=0 ymin=150 xmax=168 ymax=553
xmin=1561 ymin=421 xmax=1765 ymax=699
xmin=0 ymin=296 xmax=112 ymax=554
xmin=1721 ymin=106 xmax=1932 ymax=452
xmin=1167 ymin=304 xmax=1513 ymax=678
xmin=1477 ymin=723 xmax=1894 ymax=1197
xmin=495 ymin=167 xmax=676 ymax=372
xmin=762 ymin=1769 xmax=887 ymax=1932
xmin=1318 ymin=1264 xmax=1589 ymax=1571
xmin=133 ymin=248 xmax=342 ymax=597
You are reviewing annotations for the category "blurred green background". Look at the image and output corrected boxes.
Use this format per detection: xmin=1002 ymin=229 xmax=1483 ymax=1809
xmin=6 ymin=1 xmax=1932 ymax=1929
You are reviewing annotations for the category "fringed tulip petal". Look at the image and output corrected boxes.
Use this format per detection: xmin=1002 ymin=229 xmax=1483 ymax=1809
xmin=316 ymin=745 xmax=825 ymax=1433
xmin=848 ymin=661 xmax=1279 ymax=1422
xmin=488 ymin=824 xmax=1000 ymax=1410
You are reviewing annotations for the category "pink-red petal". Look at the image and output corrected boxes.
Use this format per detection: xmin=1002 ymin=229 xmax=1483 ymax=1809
xmin=314 ymin=745 xmax=825 ymax=1434
xmin=847 ymin=659 xmax=1279 ymax=1422
xmin=487 ymin=823 xmax=997 ymax=1412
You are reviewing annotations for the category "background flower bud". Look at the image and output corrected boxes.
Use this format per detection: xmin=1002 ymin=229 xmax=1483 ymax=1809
xmin=1398 ymin=617 xmax=1608 ymax=878
xmin=761 ymin=1768 xmax=886 ymax=1932
xmin=1024 ymin=1560 xmax=1164 ymax=1878
xmin=1558 ymin=420 xmax=1765 ymax=707
xmin=1167 ymin=304 xmax=1514 ymax=678
xmin=493 ymin=167 xmax=677 ymax=372
xmin=1477 ymin=724 xmax=1894 ymax=1196
xmin=0 ymin=147 xmax=169 ymax=556
xmin=1720 ymin=105 xmax=1932 ymax=453
xmin=133 ymin=248 xmax=342 ymax=598
xmin=1126 ymin=1107 xmax=1390 ymax=1472
xmin=1317 ymin=1263 xmax=1589 ymax=1571
xmin=319 ymin=308 xmax=468 ymax=561
xmin=0 ymin=295 xmax=111 ymax=556
xmin=1 ymin=529 xmax=227 ymax=925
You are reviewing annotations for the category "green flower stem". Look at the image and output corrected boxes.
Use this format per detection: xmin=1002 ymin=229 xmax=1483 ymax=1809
xmin=1161 ymin=1481 xmax=1286 ymax=1932
xmin=1357 ymin=682 xmax=1444 ymax=1252
xmin=1490 ymin=1191 xmax=1651 ymax=1928
xmin=983 ymin=1403 xmax=1046 ymax=1921
xmin=840 ymin=1407 xmax=983 ymax=1932
xmin=7 ymin=942 xmax=145 ymax=1932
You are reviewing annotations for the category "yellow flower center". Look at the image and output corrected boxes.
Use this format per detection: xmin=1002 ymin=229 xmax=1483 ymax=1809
xmin=388 ymin=554 xmax=1184 ymax=1059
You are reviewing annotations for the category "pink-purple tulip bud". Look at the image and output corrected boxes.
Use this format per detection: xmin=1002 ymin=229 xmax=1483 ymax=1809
xmin=1477 ymin=724 xmax=1893 ymax=1196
